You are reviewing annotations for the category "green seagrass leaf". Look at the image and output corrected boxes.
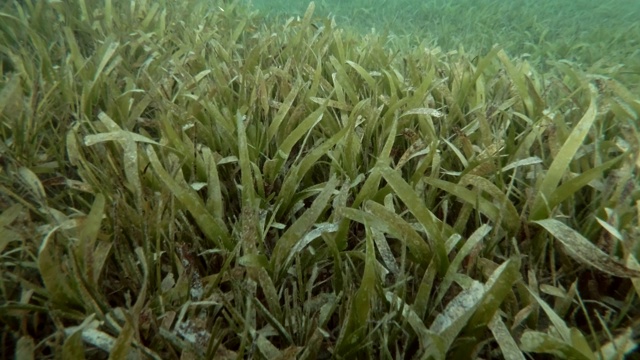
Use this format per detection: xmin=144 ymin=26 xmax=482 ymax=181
xmin=534 ymin=219 xmax=640 ymax=278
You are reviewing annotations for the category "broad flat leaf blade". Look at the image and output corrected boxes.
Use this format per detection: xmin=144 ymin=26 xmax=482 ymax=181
xmin=200 ymin=147 xmax=224 ymax=220
xmin=364 ymin=201 xmax=432 ymax=266
xmin=38 ymin=226 xmax=81 ymax=308
xmin=145 ymin=145 xmax=231 ymax=249
xmin=467 ymin=256 xmax=521 ymax=330
xmin=271 ymin=176 xmax=338 ymax=279
xmin=385 ymin=291 xmax=446 ymax=358
xmin=62 ymin=330 xmax=85 ymax=360
xmin=424 ymin=177 xmax=514 ymax=233
xmin=81 ymin=198 xmax=111 ymax=289
xmin=275 ymin=124 xmax=349 ymax=214
xmin=525 ymin=285 xmax=572 ymax=342
xmin=18 ymin=167 xmax=46 ymax=204
xmin=379 ymin=166 xmax=449 ymax=275
xmin=546 ymin=154 xmax=625 ymax=214
xmin=16 ymin=336 xmax=35 ymax=360
xmin=430 ymin=280 xmax=485 ymax=351
xmin=267 ymin=79 xmax=304 ymax=141
xmin=520 ymin=330 xmax=595 ymax=360
xmin=534 ymin=219 xmax=640 ymax=278
xmin=434 ymin=225 xmax=492 ymax=307
xmin=597 ymin=327 xmax=637 ymax=360
xmin=530 ymin=84 xmax=598 ymax=220
xmin=488 ymin=314 xmax=526 ymax=360
xmin=0 ymin=204 xmax=24 ymax=254
xmin=336 ymin=224 xmax=377 ymax=356
xmin=237 ymin=112 xmax=259 ymax=255
xmin=108 ymin=318 xmax=135 ymax=360
xmin=346 ymin=60 xmax=376 ymax=89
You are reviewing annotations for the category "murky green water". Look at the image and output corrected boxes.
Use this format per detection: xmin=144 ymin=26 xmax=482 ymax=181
xmin=243 ymin=0 xmax=640 ymax=81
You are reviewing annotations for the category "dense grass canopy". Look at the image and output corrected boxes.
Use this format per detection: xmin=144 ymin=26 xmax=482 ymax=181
xmin=0 ymin=0 xmax=639 ymax=358
xmin=251 ymin=0 xmax=640 ymax=91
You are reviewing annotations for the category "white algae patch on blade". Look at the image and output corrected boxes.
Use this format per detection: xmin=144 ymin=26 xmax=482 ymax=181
xmin=535 ymin=219 xmax=640 ymax=278
xmin=430 ymin=280 xmax=484 ymax=334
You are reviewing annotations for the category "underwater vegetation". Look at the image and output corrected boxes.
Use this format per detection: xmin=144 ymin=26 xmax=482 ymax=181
xmin=0 ymin=0 xmax=639 ymax=358
xmin=255 ymin=0 xmax=640 ymax=92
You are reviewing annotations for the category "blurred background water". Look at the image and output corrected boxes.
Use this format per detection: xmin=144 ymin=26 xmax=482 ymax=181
xmin=243 ymin=0 xmax=640 ymax=87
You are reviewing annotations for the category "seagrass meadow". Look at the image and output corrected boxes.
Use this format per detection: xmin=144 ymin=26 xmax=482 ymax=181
xmin=1 ymin=0 xmax=640 ymax=358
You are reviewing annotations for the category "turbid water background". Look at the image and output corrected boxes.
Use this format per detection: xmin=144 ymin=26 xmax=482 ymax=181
xmin=243 ymin=0 xmax=640 ymax=88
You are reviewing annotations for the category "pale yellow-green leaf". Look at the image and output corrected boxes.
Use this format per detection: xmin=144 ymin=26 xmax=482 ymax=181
xmin=336 ymin=224 xmax=377 ymax=355
xmin=379 ymin=166 xmax=449 ymax=275
xmin=414 ymin=262 xmax=438 ymax=319
xmin=597 ymin=327 xmax=637 ymax=360
xmin=0 ymin=203 xmax=23 ymax=254
xmin=200 ymin=147 xmax=224 ymax=220
xmin=145 ymin=145 xmax=231 ymax=249
xmin=520 ymin=330 xmax=595 ymax=360
xmin=496 ymin=49 xmax=535 ymax=116
xmin=271 ymin=176 xmax=338 ymax=277
xmin=15 ymin=336 xmax=34 ymax=360
xmin=353 ymin=117 xmax=397 ymax=208
xmin=468 ymin=256 xmax=521 ymax=329
xmin=0 ymin=73 xmax=20 ymax=116
xmin=278 ymin=105 xmax=324 ymax=157
xmin=18 ymin=167 xmax=45 ymax=204
xmin=627 ymin=255 xmax=640 ymax=299
xmin=488 ymin=314 xmax=526 ymax=360
xmin=545 ymin=155 xmax=625 ymax=215
xmin=108 ymin=318 xmax=135 ymax=360
xmin=267 ymin=80 xmax=305 ymax=142
xmin=372 ymin=229 xmax=399 ymax=275
xmin=595 ymin=216 xmax=623 ymax=242
xmin=530 ymin=84 xmax=598 ymax=220
xmin=534 ymin=219 xmax=640 ymax=278
xmin=525 ymin=285 xmax=571 ymax=342
xmin=364 ymin=201 xmax=432 ymax=266
xmin=570 ymin=328 xmax=595 ymax=360
xmin=431 ymin=280 xmax=484 ymax=352
xmin=434 ymin=224 xmax=492 ymax=308
xmin=77 ymin=193 xmax=105 ymax=280
xmin=400 ymin=107 xmax=444 ymax=118
xmin=93 ymin=39 xmax=120 ymax=81
xmin=38 ymin=226 xmax=80 ymax=307
xmin=385 ymin=291 xmax=444 ymax=355
xmin=62 ymin=329 xmax=85 ymax=360
xmin=346 ymin=60 xmax=376 ymax=89
xmin=237 ymin=111 xmax=257 ymax=212
xmin=255 ymin=334 xmax=282 ymax=359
